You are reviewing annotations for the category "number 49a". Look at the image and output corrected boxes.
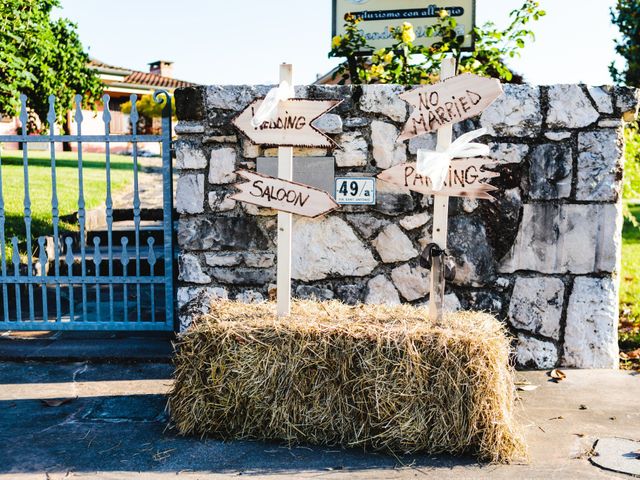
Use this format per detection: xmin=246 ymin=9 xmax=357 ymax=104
xmin=338 ymin=180 xmax=360 ymax=197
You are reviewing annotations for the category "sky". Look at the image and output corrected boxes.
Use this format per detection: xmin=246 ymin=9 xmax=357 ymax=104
xmin=53 ymin=0 xmax=624 ymax=86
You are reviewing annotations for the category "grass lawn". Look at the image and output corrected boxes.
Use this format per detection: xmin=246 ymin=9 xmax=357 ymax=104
xmin=620 ymin=201 xmax=640 ymax=369
xmin=0 ymin=149 xmax=133 ymax=250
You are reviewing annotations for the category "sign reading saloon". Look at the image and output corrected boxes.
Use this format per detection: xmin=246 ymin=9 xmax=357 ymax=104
xmin=332 ymin=0 xmax=476 ymax=52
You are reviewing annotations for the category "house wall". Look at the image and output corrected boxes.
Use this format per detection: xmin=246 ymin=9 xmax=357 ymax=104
xmin=173 ymin=83 xmax=639 ymax=369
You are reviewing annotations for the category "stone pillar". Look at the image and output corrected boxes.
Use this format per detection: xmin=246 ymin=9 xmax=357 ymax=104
xmin=173 ymin=83 xmax=639 ymax=369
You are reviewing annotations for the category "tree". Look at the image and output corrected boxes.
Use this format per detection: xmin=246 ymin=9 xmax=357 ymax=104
xmin=329 ymin=1 xmax=545 ymax=85
xmin=120 ymin=94 xmax=176 ymax=134
xmin=610 ymin=0 xmax=640 ymax=87
xmin=0 ymin=0 xmax=102 ymax=132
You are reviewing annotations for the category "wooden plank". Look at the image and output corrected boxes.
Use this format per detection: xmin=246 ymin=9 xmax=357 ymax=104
xmin=377 ymin=158 xmax=499 ymax=201
xmin=429 ymin=58 xmax=457 ymax=322
xmin=398 ymin=72 xmax=503 ymax=141
xmin=233 ymin=98 xmax=342 ymax=147
xmin=230 ymin=170 xmax=340 ymax=218
xmin=277 ymin=64 xmax=294 ymax=318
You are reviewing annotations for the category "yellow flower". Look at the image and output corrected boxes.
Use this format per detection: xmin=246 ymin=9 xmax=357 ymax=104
xmin=375 ymin=48 xmax=386 ymax=57
xmin=332 ymin=35 xmax=342 ymax=48
xmin=370 ymin=64 xmax=385 ymax=77
xmin=383 ymin=51 xmax=394 ymax=63
xmin=401 ymin=22 xmax=416 ymax=43
xmin=439 ymin=9 xmax=449 ymax=18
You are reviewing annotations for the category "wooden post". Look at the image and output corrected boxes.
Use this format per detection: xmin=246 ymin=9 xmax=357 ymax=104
xmin=277 ymin=63 xmax=293 ymax=317
xmin=428 ymin=57 xmax=457 ymax=322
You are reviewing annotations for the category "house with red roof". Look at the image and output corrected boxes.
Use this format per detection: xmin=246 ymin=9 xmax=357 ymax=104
xmin=0 ymin=59 xmax=196 ymax=151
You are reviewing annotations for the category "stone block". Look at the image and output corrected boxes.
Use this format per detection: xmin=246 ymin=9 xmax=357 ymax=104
xmin=263 ymin=147 xmax=328 ymax=157
xmin=374 ymin=180 xmax=414 ymax=216
xmin=295 ymin=285 xmax=335 ymax=301
xmin=546 ymin=85 xmax=599 ymax=128
xmin=210 ymin=267 xmax=276 ymax=285
xmin=447 ymin=216 xmax=495 ymax=287
xmin=399 ymin=212 xmax=430 ymax=231
xmin=208 ymin=191 xmax=236 ymax=212
xmin=242 ymin=139 xmax=261 ymax=159
xmin=587 ymin=86 xmax=614 ymax=114
xmin=178 ymin=216 xmax=270 ymax=251
xmin=175 ymin=86 xmax=205 ymax=121
xmin=311 ymin=113 xmax=343 ymax=134
xmin=205 ymin=85 xmax=270 ymax=111
xmin=243 ymin=252 xmax=275 ymax=268
xmin=563 ymin=276 xmax=618 ymax=368
xmin=174 ymin=122 xmax=205 ymax=134
xmin=372 ymin=224 xmax=418 ymax=263
xmin=334 ymin=131 xmax=368 ymax=167
xmin=371 ymin=120 xmax=406 ymax=168
xmin=235 ymin=290 xmax=265 ymax=303
xmin=178 ymin=253 xmax=211 ymax=284
xmin=175 ymin=174 xmax=204 ymax=214
xmin=422 ymin=293 xmax=462 ymax=313
xmin=365 ymin=275 xmax=401 ymax=305
xmin=515 ymin=334 xmax=558 ymax=369
xmin=343 ymin=117 xmax=370 ymax=128
xmin=508 ymin=276 xmax=565 ymax=339
xmin=576 ymin=130 xmax=622 ymax=201
xmin=615 ymin=86 xmax=640 ymax=121
xmin=408 ymin=133 xmax=437 ymax=154
xmin=480 ymin=85 xmax=542 ymax=137
xmin=175 ymin=142 xmax=207 ymax=170
xmin=291 ymin=216 xmax=377 ymax=281
xmin=209 ymin=148 xmax=237 ymax=184
xmin=335 ymin=284 xmax=364 ymax=305
xmin=488 ymin=143 xmax=529 ymax=164
xmin=176 ymin=285 xmax=228 ymax=309
xmin=391 ymin=263 xmax=429 ymax=301
xmin=544 ymin=132 xmax=571 ymax=141
xmin=359 ymin=84 xmax=407 ymax=121
xmin=345 ymin=214 xmax=389 ymax=239
xmin=204 ymin=252 xmax=243 ymax=267
xmin=528 ymin=143 xmax=572 ymax=199
xmin=500 ymin=203 xmax=621 ymax=274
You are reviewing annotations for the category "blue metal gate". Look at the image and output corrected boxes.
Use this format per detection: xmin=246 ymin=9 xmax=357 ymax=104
xmin=0 ymin=91 xmax=174 ymax=331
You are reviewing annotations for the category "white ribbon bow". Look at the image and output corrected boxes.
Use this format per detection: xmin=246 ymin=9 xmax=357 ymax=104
xmin=416 ymin=128 xmax=490 ymax=191
xmin=251 ymin=80 xmax=296 ymax=128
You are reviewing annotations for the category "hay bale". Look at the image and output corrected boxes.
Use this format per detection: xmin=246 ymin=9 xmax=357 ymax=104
xmin=169 ymin=300 xmax=526 ymax=463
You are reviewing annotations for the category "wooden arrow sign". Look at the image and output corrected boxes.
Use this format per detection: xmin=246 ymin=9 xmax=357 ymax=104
xmin=397 ymin=73 xmax=503 ymax=141
xmin=230 ymin=170 xmax=340 ymax=218
xmin=233 ymin=99 xmax=342 ymax=148
xmin=377 ymin=158 xmax=500 ymax=200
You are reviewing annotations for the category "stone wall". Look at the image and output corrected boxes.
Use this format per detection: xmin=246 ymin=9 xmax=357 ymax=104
xmin=173 ymin=82 xmax=639 ymax=369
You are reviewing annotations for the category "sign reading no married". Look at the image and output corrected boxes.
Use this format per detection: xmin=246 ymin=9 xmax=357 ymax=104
xmin=332 ymin=0 xmax=476 ymax=52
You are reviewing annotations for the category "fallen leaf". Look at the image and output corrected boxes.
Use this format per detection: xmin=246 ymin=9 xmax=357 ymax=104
xmin=574 ymin=433 xmax=585 ymax=437
xmin=548 ymin=369 xmax=566 ymax=382
xmin=41 ymin=397 xmax=76 ymax=407
xmin=626 ymin=348 xmax=640 ymax=359
xmin=548 ymin=416 xmax=564 ymax=420
xmin=517 ymin=384 xmax=539 ymax=391
xmin=579 ymin=404 xmax=588 ymax=410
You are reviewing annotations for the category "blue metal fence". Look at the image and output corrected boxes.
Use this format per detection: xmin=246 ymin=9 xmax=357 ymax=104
xmin=0 ymin=91 xmax=174 ymax=331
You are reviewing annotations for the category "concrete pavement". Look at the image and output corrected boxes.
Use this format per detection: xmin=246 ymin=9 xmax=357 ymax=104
xmin=0 ymin=361 xmax=637 ymax=479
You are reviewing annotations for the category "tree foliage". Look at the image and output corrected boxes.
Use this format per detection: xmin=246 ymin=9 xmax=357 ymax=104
xmin=0 ymin=0 xmax=102 ymax=131
xmin=329 ymin=1 xmax=545 ymax=85
xmin=610 ymin=0 xmax=640 ymax=87
xmin=120 ymin=94 xmax=175 ymax=119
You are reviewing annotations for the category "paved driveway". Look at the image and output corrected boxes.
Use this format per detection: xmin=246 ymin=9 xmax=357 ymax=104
xmin=0 ymin=362 xmax=637 ymax=479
